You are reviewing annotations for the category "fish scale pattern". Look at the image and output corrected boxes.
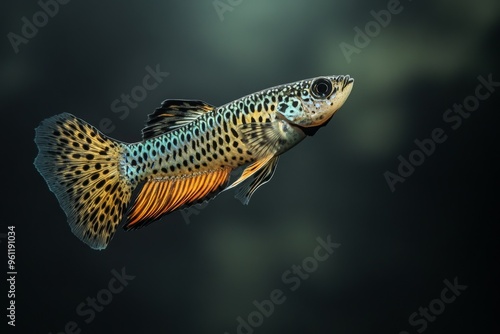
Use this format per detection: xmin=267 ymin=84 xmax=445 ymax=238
xmin=120 ymin=94 xmax=281 ymax=184
xmin=34 ymin=75 xmax=353 ymax=249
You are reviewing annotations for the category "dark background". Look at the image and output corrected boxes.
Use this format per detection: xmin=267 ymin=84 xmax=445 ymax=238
xmin=1 ymin=0 xmax=498 ymax=333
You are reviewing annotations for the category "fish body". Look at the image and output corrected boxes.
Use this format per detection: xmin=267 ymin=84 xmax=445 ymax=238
xmin=34 ymin=75 xmax=354 ymax=249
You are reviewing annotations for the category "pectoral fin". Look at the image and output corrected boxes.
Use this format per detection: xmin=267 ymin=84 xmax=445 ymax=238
xmin=238 ymin=122 xmax=285 ymax=159
xmin=239 ymin=120 xmax=306 ymax=158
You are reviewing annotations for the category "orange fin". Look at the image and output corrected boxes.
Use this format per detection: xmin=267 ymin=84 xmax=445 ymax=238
xmin=124 ymin=167 xmax=231 ymax=229
xmin=226 ymin=155 xmax=275 ymax=190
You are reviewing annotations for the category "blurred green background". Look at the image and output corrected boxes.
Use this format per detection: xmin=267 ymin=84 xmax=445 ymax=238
xmin=1 ymin=0 xmax=498 ymax=333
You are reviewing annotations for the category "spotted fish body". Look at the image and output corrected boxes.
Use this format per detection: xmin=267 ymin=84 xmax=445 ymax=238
xmin=34 ymin=75 xmax=354 ymax=249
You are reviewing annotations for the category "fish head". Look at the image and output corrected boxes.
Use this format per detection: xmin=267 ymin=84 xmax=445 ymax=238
xmin=276 ymin=75 xmax=354 ymax=132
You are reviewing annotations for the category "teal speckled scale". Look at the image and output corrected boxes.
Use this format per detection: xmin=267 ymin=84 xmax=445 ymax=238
xmin=34 ymin=75 xmax=353 ymax=249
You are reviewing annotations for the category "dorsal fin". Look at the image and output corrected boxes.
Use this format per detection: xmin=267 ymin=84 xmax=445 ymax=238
xmin=124 ymin=167 xmax=231 ymax=229
xmin=142 ymin=99 xmax=215 ymax=139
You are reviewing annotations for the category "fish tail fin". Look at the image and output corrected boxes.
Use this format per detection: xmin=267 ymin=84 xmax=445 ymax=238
xmin=34 ymin=113 xmax=133 ymax=250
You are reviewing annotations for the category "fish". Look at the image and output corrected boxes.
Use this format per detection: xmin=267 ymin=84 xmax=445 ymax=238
xmin=34 ymin=75 xmax=354 ymax=250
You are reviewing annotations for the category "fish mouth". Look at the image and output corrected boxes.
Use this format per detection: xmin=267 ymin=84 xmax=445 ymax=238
xmin=339 ymin=75 xmax=354 ymax=92
xmin=299 ymin=75 xmax=354 ymax=136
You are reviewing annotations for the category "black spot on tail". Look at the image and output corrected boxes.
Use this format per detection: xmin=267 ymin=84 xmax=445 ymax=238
xmin=34 ymin=113 xmax=133 ymax=250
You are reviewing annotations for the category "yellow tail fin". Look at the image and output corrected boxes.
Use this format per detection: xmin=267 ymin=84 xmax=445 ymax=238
xmin=34 ymin=113 xmax=133 ymax=250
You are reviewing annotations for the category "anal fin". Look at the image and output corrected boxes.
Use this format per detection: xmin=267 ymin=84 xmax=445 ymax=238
xmin=125 ymin=167 xmax=231 ymax=229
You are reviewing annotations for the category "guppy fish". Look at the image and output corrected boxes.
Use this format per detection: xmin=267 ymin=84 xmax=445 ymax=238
xmin=34 ymin=75 xmax=354 ymax=250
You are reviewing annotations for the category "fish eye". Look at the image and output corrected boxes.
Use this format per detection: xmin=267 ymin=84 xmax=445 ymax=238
xmin=311 ymin=78 xmax=333 ymax=99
